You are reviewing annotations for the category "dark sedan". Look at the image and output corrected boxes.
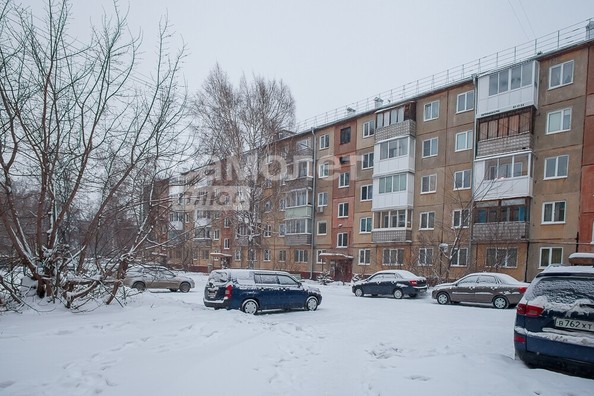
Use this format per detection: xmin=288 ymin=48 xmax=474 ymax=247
xmin=432 ymin=272 xmax=528 ymax=309
xmin=351 ymin=270 xmax=427 ymax=299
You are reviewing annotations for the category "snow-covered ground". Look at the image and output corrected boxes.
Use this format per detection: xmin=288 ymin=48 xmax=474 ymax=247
xmin=1 ymin=273 xmax=592 ymax=396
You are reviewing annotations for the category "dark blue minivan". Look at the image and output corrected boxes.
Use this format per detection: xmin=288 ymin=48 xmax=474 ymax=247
xmin=203 ymin=269 xmax=322 ymax=314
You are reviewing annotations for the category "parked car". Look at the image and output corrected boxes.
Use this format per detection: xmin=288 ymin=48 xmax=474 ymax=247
xmin=124 ymin=266 xmax=195 ymax=292
xmin=351 ymin=270 xmax=427 ymax=299
xmin=514 ymin=265 xmax=594 ymax=378
xmin=432 ymin=272 xmax=528 ymax=309
xmin=203 ymin=269 xmax=322 ymax=314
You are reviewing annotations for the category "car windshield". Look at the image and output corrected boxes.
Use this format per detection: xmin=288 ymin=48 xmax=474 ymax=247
xmin=526 ymin=276 xmax=594 ymax=305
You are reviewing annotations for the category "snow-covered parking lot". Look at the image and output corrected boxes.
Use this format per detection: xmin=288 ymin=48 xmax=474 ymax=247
xmin=1 ymin=273 xmax=592 ymax=396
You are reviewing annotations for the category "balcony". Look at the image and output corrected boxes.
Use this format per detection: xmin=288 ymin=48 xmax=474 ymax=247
xmin=193 ymin=238 xmax=212 ymax=248
xmin=375 ymin=120 xmax=416 ymax=142
xmin=284 ymin=206 xmax=313 ymax=220
xmin=472 ymin=222 xmax=529 ymax=241
xmin=285 ymin=176 xmax=313 ymax=190
xmin=476 ymin=133 xmax=533 ymax=158
xmin=285 ymin=234 xmax=312 ymax=246
xmin=371 ymin=229 xmax=412 ymax=244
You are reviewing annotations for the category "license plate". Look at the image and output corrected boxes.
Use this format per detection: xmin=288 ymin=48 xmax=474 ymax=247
xmin=554 ymin=318 xmax=594 ymax=333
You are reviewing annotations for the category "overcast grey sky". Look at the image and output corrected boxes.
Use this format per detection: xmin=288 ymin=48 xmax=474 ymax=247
xmin=23 ymin=0 xmax=594 ymax=123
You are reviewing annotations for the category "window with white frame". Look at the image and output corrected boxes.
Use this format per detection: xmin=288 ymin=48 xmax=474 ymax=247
xmin=338 ymin=202 xmax=349 ymax=218
xmin=361 ymin=185 xmax=373 ymax=201
xmin=318 ymin=192 xmax=328 ymax=207
xmin=363 ymin=120 xmax=375 ymax=138
xmin=420 ymin=212 xmax=435 ymax=230
xmin=213 ymin=229 xmax=220 ymax=240
xmin=234 ymin=250 xmax=241 ymax=260
xmin=264 ymin=224 xmax=272 ymax=237
xmin=485 ymin=154 xmax=528 ymax=180
xmin=540 ymin=247 xmax=563 ymax=268
xmin=454 ymin=169 xmax=471 ymax=190
xmin=362 ymin=152 xmax=374 ymax=170
xmin=383 ymin=248 xmax=404 ymax=266
xmin=317 ymin=221 xmax=327 ymax=235
xmin=376 ymin=106 xmax=405 ymax=128
xmin=379 ymin=209 xmax=411 ymax=228
xmin=455 ymin=130 xmax=473 ymax=152
xmin=317 ymin=249 xmax=326 ymax=264
xmin=421 ymin=174 xmax=437 ymax=194
xmin=224 ymin=218 xmax=231 ymax=228
xmin=358 ymin=249 xmax=371 ymax=265
xmin=451 ymin=248 xmax=468 ymax=267
xmin=542 ymin=201 xmax=566 ymax=223
xmin=223 ymin=238 xmax=230 ymax=249
xmin=546 ymin=108 xmax=572 ymax=134
xmin=294 ymin=249 xmax=309 ymax=263
xmin=279 ymin=250 xmax=286 ymax=262
xmin=456 ymin=90 xmax=475 ymax=113
xmin=486 ymin=248 xmax=517 ymax=268
xmin=263 ymin=249 xmax=270 ymax=261
xmin=544 ymin=155 xmax=568 ymax=179
xmin=419 ymin=248 xmax=433 ymax=266
xmin=379 ymin=137 xmax=408 ymax=160
xmin=452 ymin=209 xmax=470 ymax=228
xmin=319 ymin=134 xmax=330 ymax=149
xmin=360 ymin=217 xmax=372 ymax=233
xmin=279 ymin=198 xmax=286 ymax=211
xmin=489 ymin=63 xmax=533 ymax=96
xmin=339 ymin=172 xmax=350 ymax=188
xmin=319 ymin=161 xmax=330 ymax=178
xmin=422 ymin=137 xmax=438 ymax=158
xmin=337 ymin=232 xmax=348 ymax=248
xmin=378 ymin=173 xmax=407 ymax=194
xmin=549 ymin=60 xmax=574 ymax=89
xmin=423 ymin=101 xmax=439 ymax=121
xmin=279 ymin=223 xmax=286 ymax=237
xmin=297 ymin=161 xmax=310 ymax=178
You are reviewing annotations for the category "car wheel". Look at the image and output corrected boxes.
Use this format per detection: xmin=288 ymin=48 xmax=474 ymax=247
xmin=241 ymin=299 xmax=259 ymax=314
xmin=436 ymin=292 xmax=450 ymax=305
xmin=354 ymin=288 xmax=364 ymax=297
xmin=492 ymin=295 xmax=509 ymax=309
xmin=393 ymin=289 xmax=404 ymax=299
xmin=132 ymin=282 xmax=146 ymax=292
xmin=305 ymin=296 xmax=319 ymax=311
xmin=179 ymin=282 xmax=191 ymax=293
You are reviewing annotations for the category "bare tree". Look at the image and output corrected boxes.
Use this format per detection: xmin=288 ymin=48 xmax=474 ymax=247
xmin=192 ymin=64 xmax=295 ymax=268
xmin=0 ymin=0 xmax=189 ymax=310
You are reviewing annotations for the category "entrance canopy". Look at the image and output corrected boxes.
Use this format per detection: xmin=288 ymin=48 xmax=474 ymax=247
xmin=319 ymin=252 xmax=353 ymax=260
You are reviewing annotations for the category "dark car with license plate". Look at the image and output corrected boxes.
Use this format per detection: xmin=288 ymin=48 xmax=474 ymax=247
xmin=514 ymin=265 xmax=594 ymax=378
xmin=351 ymin=270 xmax=427 ymax=299
xmin=203 ymin=269 xmax=322 ymax=314
xmin=432 ymin=272 xmax=528 ymax=309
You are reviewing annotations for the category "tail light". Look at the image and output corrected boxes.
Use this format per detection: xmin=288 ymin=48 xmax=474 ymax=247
xmin=518 ymin=286 xmax=528 ymax=294
xmin=224 ymin=284 xmax=233 ymax=300
xmin=517 ymin=303 xmax=544 ymax=317
xmin=514 ymin=334 xmax=526 ymax=343
xmin=410 ymin=280 xmax=418 ymax=286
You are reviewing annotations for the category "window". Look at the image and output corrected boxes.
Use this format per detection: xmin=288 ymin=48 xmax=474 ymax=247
xmin=317 ymin=221 xmax=327 ymax=235
xmin=423 ymin=101 xmax=439 ymax=121
xmin=317 ymin=249 xmax=326 ymax=264
xmin=546 ymin=108 xmax=571 ymax=134
xmin=338 ymin=172 xmax=350 ymax=188
xmin=213 ymin=229 xmax=220 ymax=240
xmin=279 ymin=198 xmax=286 ymax=211
xmin=279 ymin=223 xmax=286 ymax=237
xmin=542 ymin=201 xmax=566 ymax=223
xmin=297 ymin=138 xmax=311 ymax=150
xmin=363 ymin=120 xmax=375 ymax=138
xmin=421 ymin=174 xmax=437 ymax=194
xmin=340 ymin=127 xmax=351 ymax=144
xmin=422 ymin=137 xmax=438 ymax=158
xmin=475 ymin=199 xmax=529 ymax=223
xmin=338 ymin=202 xmax=349 ymax=218
xmin=319 ymin=134 xmax=330 ymax=149
xmin=224 ymin=218 xmax=231 ymax=228
xmin=294 ymin=249 xmax=309 ymax=263
xmin=358 ymin=249 xmax=371 ymax=265
xmin=360 ymin=185 xmax=372 ymax=201
xmin=451 ymin=248 xmax=468 ymax=267
xmin=264 ymin=224 xmax=272 ymax=237
xmin=383 ymin=248 xmax=404 ymax=266
xmin=376 ymin=106 xmax=405 ymax=128
xmin=540 ymin=247 xmax=563 ymax=268
xmin=362 ymin=152 xmax=374 ymax=170
xmin=359 ymin=217 xmax=372 ymax=233
xmin=234 ymin=250 xmax=241 ymax=261
xmin=319 ymin=162 xmax=330 ymax=178
xmin=456 ymin=90 xmax=475 ymax=113
xmin=223 ymin=238 xmax=230 ymax=249
xmin=549 ymin=60 xmax=574 ymax=89
xmin=454 ymin=169 xmax=471 ymax=190
xmin=379 ymin=209 xmax=411 ymax=228
xmin=298 ymin=161 xmax=310 ymax=178
xmin=263 ymin=249 xmax=270 ymax=262
xmin=484 ymin=154 xmax=529 ymax=180
xmin=318 ymin=192 xmax=328 ymax=207
xmin=486 ymin=248 xmax=517 ymax=268
xmin=452 ymin=209 xmax=470 ymax=228
xmin=420 ymin=212 xmax=435 ymax=230
xmin=379 ymin=137 xmax=408 ymax=159
xmin=337 ymin=233 xmax=348 ymax=248
xmin=544 ymin=155 xmax=568 ymax=179
xmin=455 ymin=130 xmax=473 ymax=152
xmin=279 ymin=250 xmax=286 ymax=262
xmin=419 ymin=248 xmax=433 ymax=266
xmin=378 ymin=173 xmax=407 ymax=194
xmin=478 ymin=109 xmax=532 ymax=141
xmin=286 ymin=219 xmax=311 ymax=234
xmin=489 ymin=63 xmax=533 ymax=96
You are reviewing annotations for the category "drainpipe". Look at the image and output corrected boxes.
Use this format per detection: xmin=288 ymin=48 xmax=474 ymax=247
xmin=310 ymin=127 xmax=317 ymax=280
xmin=469 ymin=74 xmax=479 ymax=272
